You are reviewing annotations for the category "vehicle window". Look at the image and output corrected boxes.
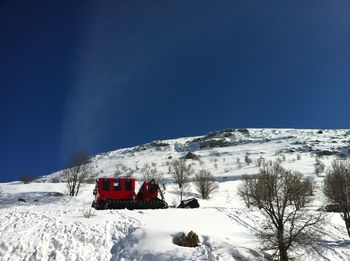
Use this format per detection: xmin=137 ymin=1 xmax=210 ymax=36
xmin=102 ymin=180 xmax=110 ymax=191
xmin=114 ymin=180 xmax=121 ymax=191
xmin=125 ymin=180 xmax=132 ymax=191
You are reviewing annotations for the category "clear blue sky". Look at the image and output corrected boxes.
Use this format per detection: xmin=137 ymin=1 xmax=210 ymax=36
xmin=1 ymin=1 xmax=350 ymax=182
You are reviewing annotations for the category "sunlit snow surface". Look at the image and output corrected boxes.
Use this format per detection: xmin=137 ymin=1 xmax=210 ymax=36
xmin=1 ymin=129 xmax=350 ymax=260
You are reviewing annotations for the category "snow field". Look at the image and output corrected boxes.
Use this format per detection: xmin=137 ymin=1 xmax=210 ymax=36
xmin=2 ymin=129 xmax=350 ymax=260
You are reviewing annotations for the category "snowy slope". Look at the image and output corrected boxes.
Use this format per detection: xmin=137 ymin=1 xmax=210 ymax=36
xmin=1 ymin=128 xmax=350 ymax=260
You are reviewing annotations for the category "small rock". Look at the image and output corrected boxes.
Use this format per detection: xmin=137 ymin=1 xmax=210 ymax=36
xmin=174 ymin=231 xmax=200 ymax=247
xmin=184 ymin=152 xmax=199 ymax=160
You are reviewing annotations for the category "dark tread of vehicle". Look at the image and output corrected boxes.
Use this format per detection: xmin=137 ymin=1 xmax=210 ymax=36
xmin=92 ymin=199 xmax=168 ymax=210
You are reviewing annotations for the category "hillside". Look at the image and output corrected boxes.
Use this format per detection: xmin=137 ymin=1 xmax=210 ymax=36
xmin=1 ymin=128 xmax=350 ymax=260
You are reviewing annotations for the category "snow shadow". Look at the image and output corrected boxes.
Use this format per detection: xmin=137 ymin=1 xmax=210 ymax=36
xmin=311 ymin=240 xmax=350 ymax=261
xmin=110 ymin=229 xmax=262 ymax=261
xmin=0 ymin=191 xmax=65 ymax=208
xmin=215 ymin=174 xmax=258 ymax=183
xmin=110 ymin=229 xmax=192 ymax=261
xmin=317 ymin=239 xmax=350 ymax=249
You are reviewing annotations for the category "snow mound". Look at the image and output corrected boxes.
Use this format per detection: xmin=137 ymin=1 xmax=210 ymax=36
xmin=0 ymin=207 xmax=141 ymax=261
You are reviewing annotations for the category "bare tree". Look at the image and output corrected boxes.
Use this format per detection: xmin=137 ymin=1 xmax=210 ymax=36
xmin=324 ymin=159 xmax=350 ymax=237
xmin=194 ymin=170 xmax=218 ymax=199
xmin=170 ymin=159 xmax=193 ymax=201
xmin=64 ymin=151 xmax=92 ymax=196
xmin=238 ymin=162 xmax=323 ymax=261
xmin=141 ymin=163 xmax=164 ymax=183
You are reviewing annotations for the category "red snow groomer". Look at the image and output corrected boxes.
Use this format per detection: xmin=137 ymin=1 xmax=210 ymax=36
xmin=92 ymin=178 xmax=168 ymax=210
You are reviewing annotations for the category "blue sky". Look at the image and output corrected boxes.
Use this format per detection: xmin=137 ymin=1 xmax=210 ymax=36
xmin=1 ymin=1 xmax=350 ymax=182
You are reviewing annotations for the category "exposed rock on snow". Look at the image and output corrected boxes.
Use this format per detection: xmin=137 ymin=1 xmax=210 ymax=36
xmin=173 ymin=231 xmax=200 ymax=247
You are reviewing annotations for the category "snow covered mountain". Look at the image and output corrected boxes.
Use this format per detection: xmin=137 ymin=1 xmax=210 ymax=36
xmin=41 ymin=128 xmax=350 ymax=183
xmin=1 ymin=128 xmax=350 ymax=260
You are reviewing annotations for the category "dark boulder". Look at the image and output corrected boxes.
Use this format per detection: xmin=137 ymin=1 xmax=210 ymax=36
xmin=184 ymin=152 xmax=199 ymax=160
xmin=173 ymin=231 xmax=200 ymax=247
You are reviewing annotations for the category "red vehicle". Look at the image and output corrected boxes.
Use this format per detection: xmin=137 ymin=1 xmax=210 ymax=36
xmin=92 ymin=177 xmax=168 ymax=210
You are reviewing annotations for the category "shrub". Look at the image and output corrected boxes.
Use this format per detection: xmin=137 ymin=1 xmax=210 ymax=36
xmin=20 ymin=175 xmax=34 ymax=184
xmin=245 ymin=153 xmax=252 ymax=166
xmin=194 ymin=170 xmax=218 ymax=199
